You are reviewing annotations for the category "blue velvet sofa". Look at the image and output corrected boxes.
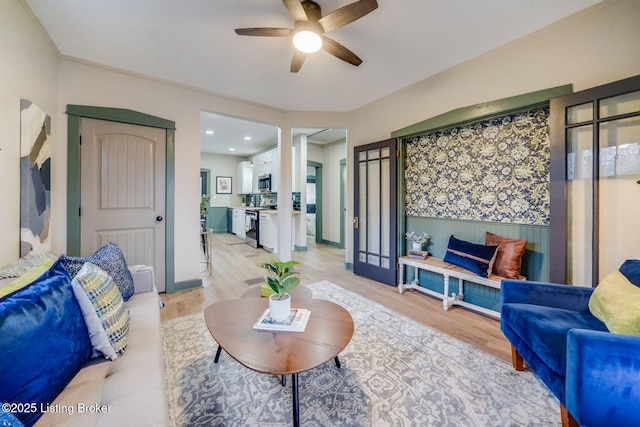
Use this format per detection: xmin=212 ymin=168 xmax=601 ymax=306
xmin=501 ymin=277 xmax=640 ymax=427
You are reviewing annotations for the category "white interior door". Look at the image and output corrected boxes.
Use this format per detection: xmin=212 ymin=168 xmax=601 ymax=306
xmin=81 ymin=118 xmax=166 ymax=291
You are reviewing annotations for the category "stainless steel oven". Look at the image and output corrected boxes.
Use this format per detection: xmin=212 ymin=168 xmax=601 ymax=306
xmin=245 ymin=209 xmax=261 ymax=248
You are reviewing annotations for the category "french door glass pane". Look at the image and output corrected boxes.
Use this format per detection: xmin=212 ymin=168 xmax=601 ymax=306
xmin=567 ymin=124 xmax=593 ymax=286
xmin=380 ymin=156 xmax=390 ymax=257
xmin=599 ymin=90 xmax=640 ymax=118
xmin=359 ymin=161 xmax=367 ymax=253
xmin=367 ymin=158 xmax=381 ymax=256
xmin=567 ymin=102 xmax=593 ymax=125
xmin=598 ymin=116 xmax=640 ymax=280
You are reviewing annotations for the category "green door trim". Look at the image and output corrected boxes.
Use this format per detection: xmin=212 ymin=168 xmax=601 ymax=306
xmin=339 ymin=158 xmax=346 ymax=249
xmin=307 ymin=160 xmax=323 ymax=245
xmin=65 ymin=105 xmax=179 ymax=293
xmin=391 ymin=84 xmax=573 ymax=139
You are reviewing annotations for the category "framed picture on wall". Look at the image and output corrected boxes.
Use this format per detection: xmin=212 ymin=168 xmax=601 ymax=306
xmin=216 ymin=176 xmax=232 ymax=194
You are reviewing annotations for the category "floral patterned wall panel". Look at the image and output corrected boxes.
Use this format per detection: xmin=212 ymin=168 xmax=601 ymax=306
xmin=404 ymin=107 xmax=550 ymax=225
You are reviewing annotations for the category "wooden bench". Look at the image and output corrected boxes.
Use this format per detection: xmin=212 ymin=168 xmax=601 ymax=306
xmin=398 ymin=256 xmax=522 ymax=318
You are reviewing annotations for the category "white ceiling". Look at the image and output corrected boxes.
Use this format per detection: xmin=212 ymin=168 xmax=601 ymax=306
xmin=25 ymin=0 xmax=601 ymax=155
xmin=200 ymin=111 xmax=346 ymax=156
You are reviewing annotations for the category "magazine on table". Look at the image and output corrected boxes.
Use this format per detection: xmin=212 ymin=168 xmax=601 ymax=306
xmin=253 ymin=308 xmax=311 ymax=332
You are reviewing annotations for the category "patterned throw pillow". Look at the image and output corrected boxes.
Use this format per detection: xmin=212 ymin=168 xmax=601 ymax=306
xmin=0 ymin=252 xmax=58 ymax=279
xmin=61 ymin=242 xmax=134 ymax=300
xmin=71 ymin=262 xmax=130 ymax=360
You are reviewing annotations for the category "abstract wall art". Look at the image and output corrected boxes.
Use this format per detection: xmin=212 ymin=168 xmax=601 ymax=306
xmin=20 ymin=99 xmax=52 ymax=257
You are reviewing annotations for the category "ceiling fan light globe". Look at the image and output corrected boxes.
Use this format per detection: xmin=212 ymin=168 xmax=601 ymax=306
xmin=293 ymin=31 xmax=322 ymax=53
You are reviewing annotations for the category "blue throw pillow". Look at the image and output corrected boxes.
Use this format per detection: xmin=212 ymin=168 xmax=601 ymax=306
xmin=443 ymin=235 xmax=498 ymax=278
xmin=0 ymin=259 xmax=92 ymax=426
xmin=620 ymin=259 xmax=640 ymax=287
xmin=60 ymin=242 xmax=134 ymax=301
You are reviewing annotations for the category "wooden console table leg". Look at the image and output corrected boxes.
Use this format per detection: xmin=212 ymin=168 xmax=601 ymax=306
xmin=398 ymin=263 xmax=405 ymax=293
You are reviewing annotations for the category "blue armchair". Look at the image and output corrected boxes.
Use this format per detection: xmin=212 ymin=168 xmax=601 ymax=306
xmin=501 ymin=279 xmax=640 ymax=427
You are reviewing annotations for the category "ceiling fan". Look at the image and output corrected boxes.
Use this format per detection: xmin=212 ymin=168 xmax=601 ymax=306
xmin=234 ymin=0 xmax=378 ymax=72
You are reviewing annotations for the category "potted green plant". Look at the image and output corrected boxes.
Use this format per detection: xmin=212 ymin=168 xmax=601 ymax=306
xmin=258 ymin=257 xmax=300 ymax=321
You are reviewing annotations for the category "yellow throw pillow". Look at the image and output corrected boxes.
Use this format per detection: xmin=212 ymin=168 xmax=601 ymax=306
xmin=589 ymin=270 xmax=640 ymax=336
xmin=0 ymin=259 xmax=55 ymax=299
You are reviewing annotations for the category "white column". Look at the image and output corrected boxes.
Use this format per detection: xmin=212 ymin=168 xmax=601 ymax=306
xmin=277 ymin=127 xmax=293 ymax=261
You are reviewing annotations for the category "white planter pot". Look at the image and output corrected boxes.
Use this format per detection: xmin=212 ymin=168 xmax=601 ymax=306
xmin=412 ymin=241 xmax=422 ymax=251
xmin=269 ymin=293 xmax=291 ymax=321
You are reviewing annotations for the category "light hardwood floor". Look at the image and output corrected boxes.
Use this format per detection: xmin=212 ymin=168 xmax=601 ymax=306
xmin=160 ymin=234 xmax=512 ymax=363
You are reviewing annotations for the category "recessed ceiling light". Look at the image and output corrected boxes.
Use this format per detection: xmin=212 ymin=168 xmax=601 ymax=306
xmin=205 ymin=130 xmax=214 ymax=135
xmin=244 ymin=136 xmax=251 ymax=141
xmin=228 ymin=148 xmax=235 ymax=151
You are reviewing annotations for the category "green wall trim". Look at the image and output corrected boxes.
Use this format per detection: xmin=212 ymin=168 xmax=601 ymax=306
xmin=66 ymin=115 xmax=82 ymax=256
xmin=65 ymin=105 xmax=178 ymax=293
xmin=344 ymin=262 xmax=353 ymax=271
xmin=320 ymin=239 xmax=342 ymax=248
xmin=206 ymin=206 xmax=228 ymax=233
xmin=172 ymin=279 xmax=202 ymax=292
xmin=391 ymin=84 xmax=573 ymax=139
xmin=165 ymin=129 xmax=176 ymax=293
xmin=294 ymin=244 xmax=308 ymax=252
xmin=66 ymin=105 xmax=176 ymax=130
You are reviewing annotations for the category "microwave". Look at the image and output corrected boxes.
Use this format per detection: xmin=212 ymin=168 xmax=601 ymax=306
xmin=258 ymin=174 xmax=271 ymax=192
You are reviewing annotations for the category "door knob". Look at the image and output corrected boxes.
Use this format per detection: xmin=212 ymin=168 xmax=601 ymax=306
xmin=156 ymin=216 xmax=163 ymax=222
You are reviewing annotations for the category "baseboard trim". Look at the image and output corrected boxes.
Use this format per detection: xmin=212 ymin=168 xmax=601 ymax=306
xmin=170 ymin=278 xmax=202 ymax=293
xmin=345 ymin=262 xmax=354 ymax=271
xmin=294 ymin=244 xmax=308 ymax=252
xmin=320 ymin=239 xmax=343 ymax=248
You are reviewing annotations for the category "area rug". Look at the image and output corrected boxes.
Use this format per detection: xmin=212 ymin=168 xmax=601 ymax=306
xmin=162 ymin=281 xmax=559 ymax=426
xmin=212 ymin=233 xmax=246 ymax=245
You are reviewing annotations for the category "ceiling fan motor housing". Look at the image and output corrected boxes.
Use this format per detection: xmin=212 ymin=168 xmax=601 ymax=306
xmin=301 ymin=1 xmax=322 ymax=22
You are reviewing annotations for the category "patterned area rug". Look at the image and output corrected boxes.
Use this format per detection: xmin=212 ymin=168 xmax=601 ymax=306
xmin=162 ymin=281 xmax=559 ymax=426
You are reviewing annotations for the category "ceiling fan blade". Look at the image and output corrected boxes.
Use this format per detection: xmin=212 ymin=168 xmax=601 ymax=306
xmin=321 ymin=36 xmax=362 ymax=67
xmin=318 ymin=0 xmax=378 ymax=33
xmin=282 ymin=0 xmax=308 ymax=22
xmin=235 ymin=28 xmax=293 ymax=37
xmin=290 ymin=50 xmax=306 ymax=73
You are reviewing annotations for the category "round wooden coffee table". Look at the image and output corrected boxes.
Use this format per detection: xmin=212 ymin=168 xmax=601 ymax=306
xmin=204 ymin=297 xmax=353 ymax=427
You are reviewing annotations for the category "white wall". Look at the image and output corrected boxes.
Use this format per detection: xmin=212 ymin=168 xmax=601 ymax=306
xmin=0 ymin=0 xmax=59 ymax=266
xmin=200 ymin=153 xmax=246 ymax=208
xmin=344 ymin=0 xmax=640 ymax=264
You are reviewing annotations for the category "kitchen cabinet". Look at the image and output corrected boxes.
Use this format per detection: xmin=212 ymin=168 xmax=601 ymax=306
xmin=236 ymin=161 xmax=253 ymax=194
xmin=252 ymin=149 xmax=275 ymax=192
xmin=259 ymin=212 xmax=273 ymax=252
xmin=232 ymin=209 xmax=246 ymax=239
xmin=258 ymin=211 xmax=297 ymax=253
